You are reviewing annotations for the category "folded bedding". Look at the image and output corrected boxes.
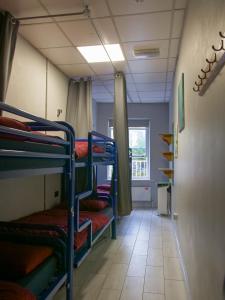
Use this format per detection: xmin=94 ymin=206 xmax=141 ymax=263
xmin=17 ymin=206 xmax=111 ymax=250
xmin=0 ymin=281 xmax=36 ymax=300
xmin=97 ymin=184 xmax=111 ymax=195
xmin=0 ymin=241 xmax=53 ymax=280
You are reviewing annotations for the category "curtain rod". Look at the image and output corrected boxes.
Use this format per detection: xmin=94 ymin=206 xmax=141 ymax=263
xmin=17 ymin=5 xmax=90 ymax=21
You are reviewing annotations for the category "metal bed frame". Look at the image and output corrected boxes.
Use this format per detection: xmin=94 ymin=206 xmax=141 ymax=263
xmin=73 ymin=131 xmax=118 ymax=266
xmin=0 ymin=102 xmax=75 ymax=300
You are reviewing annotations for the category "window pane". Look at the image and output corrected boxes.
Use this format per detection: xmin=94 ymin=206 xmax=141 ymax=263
xmin=108 ymin=125 xmax=149 ymax=180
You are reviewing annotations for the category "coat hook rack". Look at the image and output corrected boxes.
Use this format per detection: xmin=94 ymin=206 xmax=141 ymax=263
xmin=193 ymin=31 xmax=225 ymax=96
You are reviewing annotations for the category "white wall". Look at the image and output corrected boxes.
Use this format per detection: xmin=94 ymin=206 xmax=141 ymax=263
xmin=172 ymin=1 xmax=225 ymax=299
xmin=0 ymin=35 xmax=69 ymax=221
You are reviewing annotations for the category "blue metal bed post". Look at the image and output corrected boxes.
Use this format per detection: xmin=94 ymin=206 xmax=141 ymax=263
xmin=111 ymin=142 xmax=118 ymax=239
xmin=66 ymin=128 xmax=75 ymax=300
xmin=87 ymin=132 xmax=93 ymax=191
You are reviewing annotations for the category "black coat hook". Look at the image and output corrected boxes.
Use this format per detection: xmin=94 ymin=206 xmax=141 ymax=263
xmin=206 ymin=53 xmax=217 ymax=64
xmin=198 ymin=73 xmax=206 ymax=80
xmin=195 ymin=80 xmax=202 ymax=87
xmin=219 ymin=31 xmax=225 ymax=38
xmin=193 ymin=86 xmax=200 ymax=92
xmin=212 ymin=39 xmax=225 ymax=51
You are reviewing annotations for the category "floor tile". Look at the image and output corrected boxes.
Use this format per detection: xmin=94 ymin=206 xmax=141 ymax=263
xmin=165 ymin=280 xmax=187 ymax=300
xmin=147 ymin=248 xmax=163 ymax=267
xmin=144 ymin=266 xmax=164 ymax=294
xmin=102 ymin=263 xmax=128 ymax=290
xmin=120 ymin=276 xmax=144 ymax=300
xmin=143 ymin=293 xmax=165 ymax=300
xmin=97 ymin=289 xmax=121 ymax=300
xmin=164 ymin=257 xmax=183 ymax=280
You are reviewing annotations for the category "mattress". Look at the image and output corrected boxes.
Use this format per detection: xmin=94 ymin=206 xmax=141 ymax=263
xmin=0 ymin=139 xmax=66 ymax=171
xmin=17 ymin=206 xmax=113 ymax=251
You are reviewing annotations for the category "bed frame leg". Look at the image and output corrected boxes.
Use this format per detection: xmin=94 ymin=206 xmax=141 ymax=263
xmin=111 ymin=219 xmax=117 ymax=239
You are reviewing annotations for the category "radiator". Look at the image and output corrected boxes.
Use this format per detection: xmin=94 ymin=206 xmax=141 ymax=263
xmin=132 ymin=187 xmax=151 ymax=201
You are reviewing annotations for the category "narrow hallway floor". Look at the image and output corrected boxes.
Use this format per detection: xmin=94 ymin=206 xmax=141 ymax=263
xmin=54 ymin=209 xmax=188 ymax=300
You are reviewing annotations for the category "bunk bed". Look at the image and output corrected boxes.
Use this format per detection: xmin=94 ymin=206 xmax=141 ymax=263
xmin=0 ymin=103 xmax=118 ymax=299
xmin=0 ymin=102 xmax=75 ymax=300
xmin=73 ymin=131 xmax=117 ymax=265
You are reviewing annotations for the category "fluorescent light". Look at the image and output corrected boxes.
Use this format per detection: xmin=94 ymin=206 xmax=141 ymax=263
xmin=105 ymin=44 xmax=125 ymax=62
xmin=77 ymin=44 xmax=125 ymax=63
xmin=77 ymin=45 xmax=110 ymax=63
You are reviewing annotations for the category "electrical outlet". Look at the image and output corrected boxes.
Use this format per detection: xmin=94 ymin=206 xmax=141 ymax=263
xmin=54 ymin=191 xmax=59 ymax=198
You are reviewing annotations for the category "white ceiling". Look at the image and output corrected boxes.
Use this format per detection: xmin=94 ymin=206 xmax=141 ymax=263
xmin=0 ymin=0 xmax=187 ymax=103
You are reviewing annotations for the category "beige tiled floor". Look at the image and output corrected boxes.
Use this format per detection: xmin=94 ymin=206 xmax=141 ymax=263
xmin=54 ymin=209 xmax=188 ymax=300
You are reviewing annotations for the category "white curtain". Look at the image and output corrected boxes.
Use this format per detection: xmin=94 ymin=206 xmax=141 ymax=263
xmin=66 ymin=78 xmax=92 ymax=138
xmin=114 ymin=72 xmax=132 ymax=216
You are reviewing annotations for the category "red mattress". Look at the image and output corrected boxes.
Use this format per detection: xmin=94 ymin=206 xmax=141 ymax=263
xmin=0 ymin=281 xmax=36 ymax=300
xmin=18 ymin=207 xmax=109 ymax=250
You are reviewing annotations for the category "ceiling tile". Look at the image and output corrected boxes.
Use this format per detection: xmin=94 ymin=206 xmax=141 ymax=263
xmin=129 ymin=91 xmax=140 ymax=102
xmin=169 ymin=39 xmax=180 ymax=57
xmin=139 ymin=91 xmax=165 ymax=99
xmin=0 ymin=0 xmax=47 ymax=18
xmin=175 ymin=0 xmax=187 ymax=9
xmin=128 ymin=59 xmax=168 ymax=73
xmin=57 ymin=63 xmax=94 ymax=77
xmin=136 ymin=83 xmax=166 ymax=92
xmin=125 ymin=74 xmax=135 ymax=83
xmin=123 ymin=40 xmax=169 ymax=60
xmin=133 ymin=72 xmax=167 ymax=83
xmin=172 ymin=10 xmax=185 ymax=38
xmin=114 ymin=12 xmax=172 ymax=42
xmin=90 ymin=62 xmax=114 ymax=75
xmin=93 ymin=18 xmax=119 ymax=44
xmin=168 ymin=58 xmax=176 ymax=71
xmin=41 ymin=0 xmax=109 ymax=19
xmin=127 ymin=83 xmax=137 ymax=92
xmin=92 ymin=85 xmax=109 ymax=94
xmin=19 ymin=23 xmax=71 ymax=48
xmin=108 ymin=0 xmax=173 ymax=15
xmin=113 ymin=61 xmax=130 ymax=73
xmin=166 ymin=90 xmax=172 ymax=97
xmin=166 ymin=82 xmax=173 ymax=90
xmin=103 ymin=80 xmax=114 ymax=93
xmin=40 ymin=47 xmax=85 ymax=64
xmin=59 ymin=20 xmax=100 ymax=46
xmin=167 ymin=72 xmax=174 ymax=82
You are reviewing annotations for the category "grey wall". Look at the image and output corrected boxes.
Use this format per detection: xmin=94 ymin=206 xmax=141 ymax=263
xmin=172 ymin=0 xmax=225 ymax=299
xmin=96 ymin=102 xmax=169 ymax=205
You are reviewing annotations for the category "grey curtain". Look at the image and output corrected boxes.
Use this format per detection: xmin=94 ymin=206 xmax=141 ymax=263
xmin=66 ymin=78 xmax=92 ymax=138
xmin=0 ymin=11 xmax=19 ymax=102
xmin=66 ymin=78 xmax=93 ymax=194
xmin=114 ymin=72 xmax=132 ymax=216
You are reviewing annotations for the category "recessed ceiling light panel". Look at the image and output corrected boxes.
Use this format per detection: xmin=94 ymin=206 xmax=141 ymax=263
xmin=77 ymin=45 xmax=110 ymax=63
xmin=105 ymin=44 xmax=125 ymax=62
xmin=77 ymin=44 xmax=124 ymax=63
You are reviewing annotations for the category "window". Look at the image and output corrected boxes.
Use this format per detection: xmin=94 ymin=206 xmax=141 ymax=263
xmin=108 ymin=120 xmax=150 ymax=180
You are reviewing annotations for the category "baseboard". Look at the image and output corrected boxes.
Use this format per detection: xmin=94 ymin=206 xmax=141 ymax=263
xmin=172 ymin=219 xmax=192 ymax=300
